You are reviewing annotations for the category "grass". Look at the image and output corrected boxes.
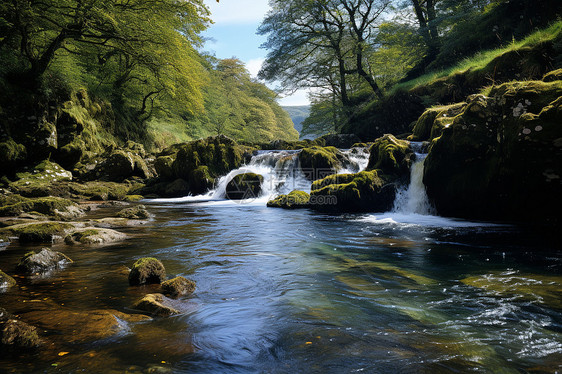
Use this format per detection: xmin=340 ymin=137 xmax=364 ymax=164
xmin=391 ymin=21 xmax=562 ymax=94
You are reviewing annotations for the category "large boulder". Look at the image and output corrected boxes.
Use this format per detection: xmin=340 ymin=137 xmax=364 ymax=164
xmin=91 ymin=150 xmax=135 ymax=182
xmin=0 ymin=196 xmax=82 ymax=219
xmin=309 ymin=171 xmax=396 ymax=213
xmin=129 ymin=257 xmax=167 ymax=286
xmin=367 ymin=135 xmax=413 ymax=179
xmin=267 ymin=190 xmax=310 ymax=209
xmin=423 ymin=80 xmax=562 ymax=222
xmin=0 ymin=139 xmax=27 ymax=177
xmin=65 ymin=228 xmax=126 ymax=245
xmin=16 ymin=248 xmax=73 ymax=274
xmin=171 ymin=136 xmax=247 ymax=194
xmin=132 ymin=294 xmax=179 ymax=317
xmin=298 ymin=146 xmax=348 ymax=181
xmin=8 ymin=160 xmax=72 ymax=197
xmin=116 ymin=205 xmax=150 ymax=220
xmin=225 ymin=173 xmax=263 ymax=200
xmin=3 ymin=222 xmax=75 ymax=243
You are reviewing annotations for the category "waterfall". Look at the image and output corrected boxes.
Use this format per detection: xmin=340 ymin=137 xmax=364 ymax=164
xmin=393 ymin=142 xmax=434 ymax=215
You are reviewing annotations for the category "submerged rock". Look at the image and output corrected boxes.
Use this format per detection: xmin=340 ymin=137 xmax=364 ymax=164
xmin=15 ymin=248 xmax=73 ymax=274
xmin=0 ymin=269 xmax=16 ymax=289
xmin=116 ymin=205 xmax=150 ymax=220
xmin=129 ymin=258 xmax=167 ymax=286
xmin=0 ymin=312 xmax=42 ymax=350
xmin=423 ymin=80 xmax=562 ymax=222
xmin=161 ymin=276 xmax=196 ymax=297
xmin=20 ymin=309 xmax=150 ymax=343
xmin=132 ymin=294 xmax=179 ymax=316
xmin=225 ymin=173 xmax=263 ymax=200
xmin=309 ymin=171 xmax=396 ymax=213
xmin=267 ymin=190 xmax=310 ymax=209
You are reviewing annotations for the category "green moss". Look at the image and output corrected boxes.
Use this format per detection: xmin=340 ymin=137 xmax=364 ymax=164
xmin=543 ymin=68 xmax=562 ymax=82
xmin=9 ymin=160 xmax=72 ymax=197
xmin=124 ymin=195 xmax=144 ymax=202
xmin=12 ymin=222 xmax=74 ymax=243
xmin=68 ymin=181 xmax=132 ymax=200
xmin=0 ymin=139 xmax=27 ymax=175
xmin=161 ymin=276 xmax=196 ymax=297
xmin=129 ymin=257 xmax=167 ymax=286
xmin=409 ymin=103 xmax=467 ymax=141
xmin=309 ymin=170 xmax=395 ymax=213
xmin=116 ymin=205 xmax=149 ymax=219
xmin=0 ymin=196 xmax=79 ymax=218
xmin=267 ymin=190 xmax=310 ymax=209
xmin=367 ymin=135 xmax=412 ymax=177
xmin=154 ymin=156 xmax=174 ymax=180
xmin=298 ymin=146 xmax=344 ymax=181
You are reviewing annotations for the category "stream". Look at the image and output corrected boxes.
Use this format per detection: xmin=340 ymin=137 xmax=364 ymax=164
xmin=0 ymin=147 xmax=561 ymax=373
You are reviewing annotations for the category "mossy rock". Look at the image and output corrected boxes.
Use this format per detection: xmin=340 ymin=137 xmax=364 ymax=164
xmin=0 ymin=196 xmax=82 ymax=219
xmin=154 ymin=156 xmax=175 ymax=180
xmin=91 ymin=150 xmax=135 ymax=182
xmin=367 ymin=135 xmax=413 ymax=178
xmin=298 ymin=146 xmax=346 ymax=181
xmin=424 ymin=80 xmax=562 ymax=222
xmin=267 ymin=190 xmax=310 ymax=209
xmin=65 ymin=228 xmax=126 ymax=245
xmin=161 ymin=276 xmax=196 ymax=297
xmin=1 ymin=222 xmax=75 ymax=243
xmin=68 ymin=181 xmax=132 ymax=201
xmin=0 ymin=269 xmax=16 ymax=289
xmin=132 ymin=294 xmax=179 ymax=317
xmin=309 ymin=171 xmax=396 ymax=213
xmin=9 ymin=160 xmax=72 ymax=197
xmin=0 ymin=318 xmax=42 ymax=350
xmin=409 ymin=103 xmax=467 ymax=141
xmin=16 ymin=248 xmax=73 ymax=274
xmin=172 ymin=135 xmax=247 ymax=193
xmin=129 ymin=258 xmax=167 ymax=286
xmin=116 ymin=205 xmax=150 ymax=220
xmin=225 ymin=173 xmax=264 ymax=200
xmin=0 ymin=139 xmax=27 ymax=176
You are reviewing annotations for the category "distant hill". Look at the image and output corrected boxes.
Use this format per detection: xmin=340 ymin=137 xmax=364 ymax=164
xmin=282 ymin=106 xmax=310 ymax=138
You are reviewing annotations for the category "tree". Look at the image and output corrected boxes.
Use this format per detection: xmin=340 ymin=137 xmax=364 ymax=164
xmin=259 ymin=0 xmax=391 ymax=124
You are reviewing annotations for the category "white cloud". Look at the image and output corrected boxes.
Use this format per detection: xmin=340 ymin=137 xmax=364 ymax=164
xmin=205 ymin=0 xmax=270 ymax=24
xmin=245 ymin=58 xmax=265 ymax=78
xmin=278 ymin=89 xmax=310 ymax=107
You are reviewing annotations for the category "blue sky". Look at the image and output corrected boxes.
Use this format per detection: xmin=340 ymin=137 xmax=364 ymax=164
xmin=202 ymin=0 xmax=310 ymax=106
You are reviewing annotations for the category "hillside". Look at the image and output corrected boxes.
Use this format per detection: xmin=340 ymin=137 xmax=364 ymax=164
xmin=281 ymin=106 xmax=310 ymax=137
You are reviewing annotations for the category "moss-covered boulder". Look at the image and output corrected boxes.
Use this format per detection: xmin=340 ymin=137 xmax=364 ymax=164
xmin=409 ymin=103 xmax=467 ymax=141
xmin=91 ymin=150 xmax=135 ymax=182
xmin=65 ymin=228 xmax=126 ymax=245
xmin=309 ymin=171 xmax=396 ymax=213
xmin=0 ymin=196 xmax=83 ymax=219
xmin=225 ymin=173 xmax=263 ymax=200
xmin=68 ymin=181 xmax=133 ymax=201
xmin=267 ymin=190 xmax=310 ymax=209
xmin=16 ymin=248 xmax=73 ymax=274
xmin=129 ymin=258 xmax=167 ymax=286
xmin=5 ymin=222 xmax=74 ymax=243
xmin=424 ymin=80 xmax=562 ymax=222
xmin=0 ymin=269 xmax=16 ymax=289
xmin=298 ymin=146 xmax=348 ymax=181
xmin=154 ymin=156 xmax=174 ymax=180
xmin=367 ymin=135 xmax=413 ymax=179
xmin=0 ymin=139 xmax=27 ymax=176
xmin=172 ymin=136 xmax=247 ymax=194
xmin=116 ymin=205 xmax=150 ymax=220
xmin=8 ymin=160 xmax=72 ymax=197
xmin=132 ymin=294 xmax=179 ymax=317
xmin=162 ymin=276 xmax=196 ymax=297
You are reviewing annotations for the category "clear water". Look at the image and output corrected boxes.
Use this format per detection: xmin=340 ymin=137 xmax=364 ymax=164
xmin=1 ymin=148 xmax=561 ymax=372
xmin=0 ymin=203 xmax=560 ymax=373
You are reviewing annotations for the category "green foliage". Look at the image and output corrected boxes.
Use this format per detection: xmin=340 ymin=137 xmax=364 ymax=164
xmin=267 ymin=190 xmax=311 ymax=209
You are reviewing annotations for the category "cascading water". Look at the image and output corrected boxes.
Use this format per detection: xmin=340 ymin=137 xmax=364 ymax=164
xmin=392 ymin=142 xmax=434 ymax=215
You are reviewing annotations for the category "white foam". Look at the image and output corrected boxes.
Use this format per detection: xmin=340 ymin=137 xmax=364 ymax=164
xmin=359 ymin=213 xmax=501 ymax=228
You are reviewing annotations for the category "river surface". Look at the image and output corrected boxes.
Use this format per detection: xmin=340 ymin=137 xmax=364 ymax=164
xmin=1 ymin=201 xmax=561 ymax=373
xmin=1 ymin=147 xmax=561 ymax=373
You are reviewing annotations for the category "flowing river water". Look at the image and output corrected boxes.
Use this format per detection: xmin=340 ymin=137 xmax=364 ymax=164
xmin=0 ymin=147 xmax=561 ymax=373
